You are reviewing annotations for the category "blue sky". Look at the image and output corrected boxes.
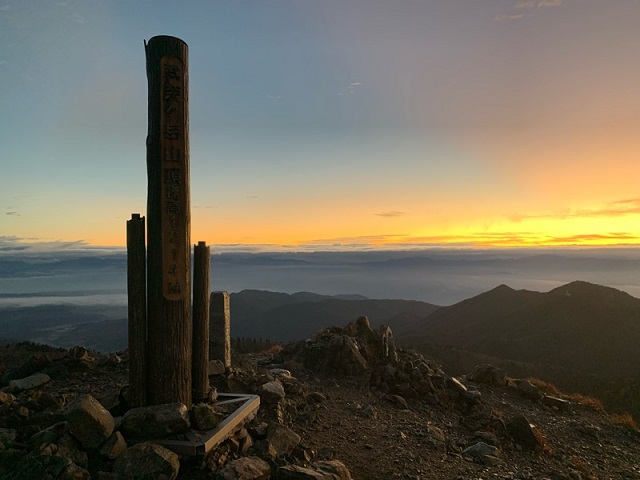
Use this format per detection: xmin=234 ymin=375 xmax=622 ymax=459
xmin=2 ymin=0 xmax=640 ymax=250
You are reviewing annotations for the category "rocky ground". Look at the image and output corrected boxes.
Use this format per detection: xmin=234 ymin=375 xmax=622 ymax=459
xmin=1 ymin=317 xmax=640 ymax=480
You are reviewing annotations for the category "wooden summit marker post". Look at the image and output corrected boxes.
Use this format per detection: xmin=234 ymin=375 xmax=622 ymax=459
xmin=144 ymin=36 xmax=192 ymax=407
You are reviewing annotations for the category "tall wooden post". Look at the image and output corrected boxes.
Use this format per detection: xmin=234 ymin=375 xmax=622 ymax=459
xmin=144 ymin=36 xmax=192 ymax=407
xmin=192 ymin=241 xmax=210 ymax=402
xmin=127 ymin=213 xmax=147 ymax=407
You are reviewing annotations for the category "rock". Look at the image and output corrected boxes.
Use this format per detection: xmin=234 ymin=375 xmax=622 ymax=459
xmin=113 ymin=442 xmax=180 ymax=480
xmin=30 ymin=421 xmax=67 ymax=450
xmin=208 ymin=359 xmax=226 ymax=376
xmin=268 ymin=424 xmax=300 ymax=455
xmin=121 ymin=403 xmax=190 ymax=439
xmin=59 ymin=462 xmax=90 ymax=480
xmin=425 ymin=425 xmax=446 ymax=451
xmin=468 ymin=364 xmax=506 ymax=386
xmin=7 ymin=372 xmax=51 ymax=392
xmin=191 ymin=402 xmax=223 ymax=430
xmin=2 ymin=353 xmax=52 ymax=383
xmin=359 ymin=404 xmax=378 ymax=419
xmin=447 ymin=376 xmax=468 ymax=395
xmin=465 ymin=390 xmax=482 ymax=405
xmin=99 ymin=431 xmax=127 ymax=459
xmin=65 ymin=394 xmax=114 ymax=450
xmin=2 ymin=453 xmax=71 ymax=479
xmin=378 ymin=325 xmax=398 ymax=364
xmin=542 ymin=395 xmax=573 ymax=412
xmin=278 ymin=460 xmax=353 ymax=480
xmin=307 ymin=392 xmax=326 ymax=404
xmin=68 ymin=346 xmax=91 ymax=361
xmin=385 ymin=394 xmax=408 ymax=409
xmin=97 ymin=388 xmax=124 ymax=415
xmin=249 ymin=421 xmax=269 ymax=440
xmin=257 ymin=424 xmax=301 ymax=459
xmin=516 ymin=380 xmax=543 ymax=401
xmin=258 ymin=381 xmax=286 ymax=405
xmin=216 ymin=456 xmax=271 ymax=480
xmin=0 ymin=391 xmax=16 ymax=405
xmin=0 ymin=428 xmax=16 ymax=450
xmin=472 ymin=431 xmax=500 ymax=447
xmin=96 ymin=354 xmax=122 ymax=367
xmin=26 ymin=411 xmax=66 ymax=429
xmin=463 ymin=441 xmax=504 ymax=465
xmin=57 ymin=432 xmax=89 ymax=469
xmin=269 ymin=368 xmax=293 ymax=380
xmin=506 ymin=414 xmax=546 ymax=450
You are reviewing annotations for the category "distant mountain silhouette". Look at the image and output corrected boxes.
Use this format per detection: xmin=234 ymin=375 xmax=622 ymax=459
xmin=229 ymin=290 xmax=440 ymax=341
xmin=397 ymin=280 xmax=640 ymax=381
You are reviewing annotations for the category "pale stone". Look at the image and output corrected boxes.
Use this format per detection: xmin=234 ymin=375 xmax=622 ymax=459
xmin=208 ymin=359 xmax=226 ymax=376
xmin=7 ymin=372 xmax=51 ymax=392
xmin=210 ymin=291 xmax=231 ymax=368
xmin=258 ymin=381 xmax=285 ymax=404
xmin=216 ymin=456 xmax=271 ymax=480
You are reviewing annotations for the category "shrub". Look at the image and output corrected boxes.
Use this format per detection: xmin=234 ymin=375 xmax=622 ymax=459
xmin=609 ymin=412 xmax=638 ymax=430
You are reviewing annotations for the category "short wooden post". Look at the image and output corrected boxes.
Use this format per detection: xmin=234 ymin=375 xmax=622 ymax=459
xmin=210 ymin=291 xmax=231 ymax=368
xmin=144 ymin=35 xmax=192 ymax=407
xmin=127 ymin=213 xmax=147 ymax=407
xmin=192 ymin=241 xmax=210 ymax=402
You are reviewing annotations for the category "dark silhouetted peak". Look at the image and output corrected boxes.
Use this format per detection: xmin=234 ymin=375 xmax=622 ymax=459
xmin=549 ymin=280 xmax=632 ymax=300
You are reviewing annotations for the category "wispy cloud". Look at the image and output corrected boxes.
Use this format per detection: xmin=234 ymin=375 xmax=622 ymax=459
xmin=73 ymin=13 xmax=87 ymax=24
xmin=376 ymin=211 xmax=404 ymax=218
xmin=6 ymin=211 xmax=20 ymax=216
xmin=495 ymin=14 xmax=525 ymax=22
xmin=537 ymin=0 xmax=563 ymax=7
xmin=497 ymin=0 xmax=562 ymax=21
xmin=0 ymin=236 xmax=123 ymax=254
xmin=348 ymin=81 xmax=362 ymax=94
xmin=509 ymin=198 xmax=640 ymax=222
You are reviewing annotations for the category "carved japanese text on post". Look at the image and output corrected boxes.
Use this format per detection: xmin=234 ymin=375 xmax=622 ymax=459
xmin=160 ymin=55 xmax=187 ymax=300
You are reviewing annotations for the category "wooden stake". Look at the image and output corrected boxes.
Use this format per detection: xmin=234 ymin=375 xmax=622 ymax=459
xmin=127 ymin=213 xmax=146 ymax=407
xmin=192 ymin=241 xmax=210 ymax=402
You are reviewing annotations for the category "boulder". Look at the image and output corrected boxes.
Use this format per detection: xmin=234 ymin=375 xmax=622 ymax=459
xmin=468 ymin=364 xmax=506 ymax=386
xmin=191 ymin=402 xmax=223 ymax=430
xmin=268 ymin=424 xmax=300 ymax=456
xmin=59 ymin=462 xmax=91 ymax=480
xmin=278 ymin=460 xmax=353 ymax=480
xmin=506 ymin=414 xmax=546 ymax=450
xmin=65 ymin=394 xmax=114 ymax=450
xmin=113 ymin=442 xmax=180 ymax=480
xmin=7 ymin=372 xmax=51 ymax=392
xmin=515 ymin=380 xmax=543 ymax=401
xmin=463 ymin=441 xmax=504 ymax=465
xmin=542 ymin=395 xmax=573 ymax=412
xmin=216 ymin=456 xmax=271 ymax=480
xmin=258 ymin=381 xmax=286 ymax=405
xmin=99 ymin=431 xmax=127 ymax=459
xmin=256 ymin=424 xmax=301 ymax=459
xmin=208 ymin=360 xmax=226 ymax=376
xmin=2 ymin=353 xmax=52 ymax=384
xmin=121 ymin=403 xmax=190 ymax=439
